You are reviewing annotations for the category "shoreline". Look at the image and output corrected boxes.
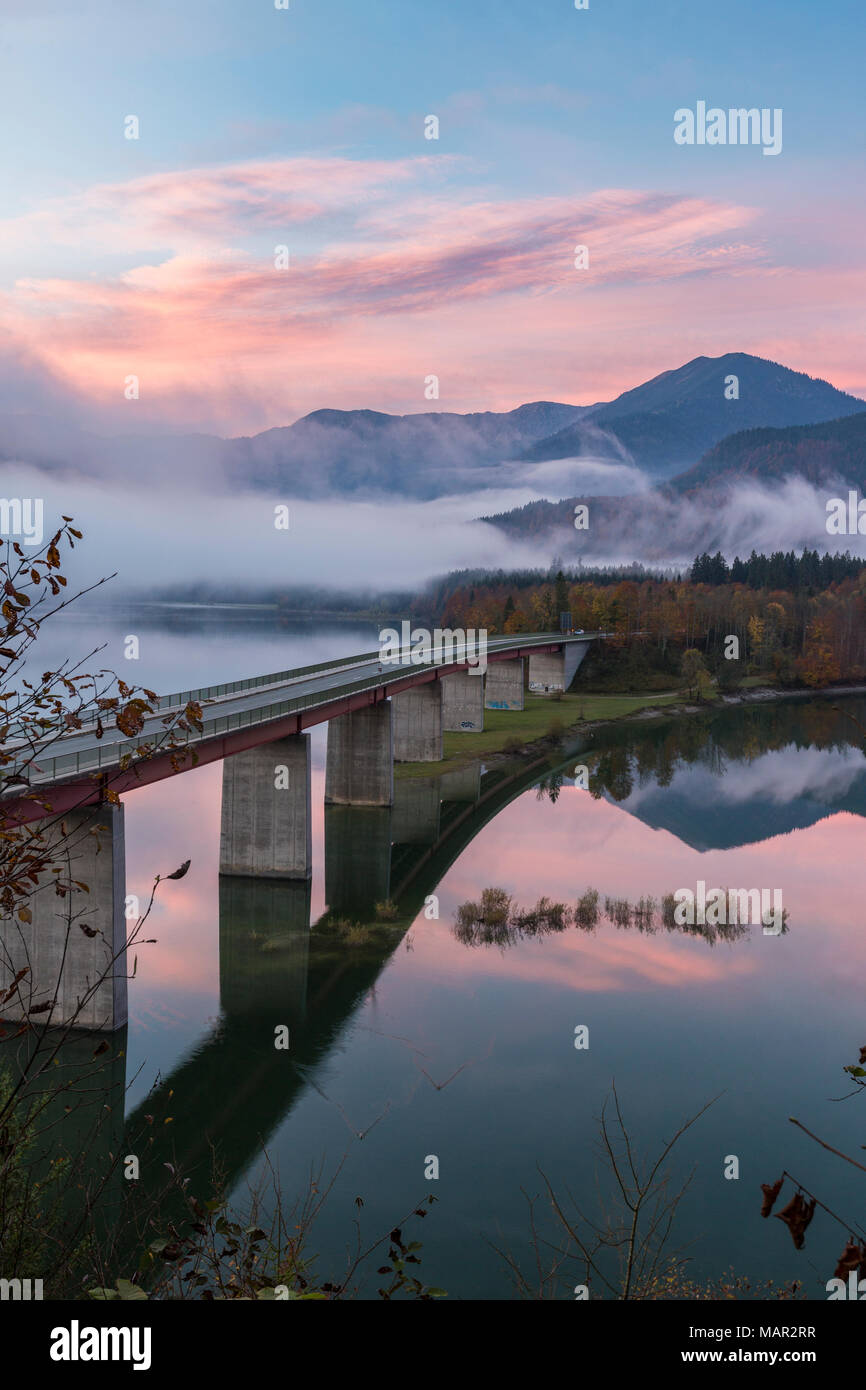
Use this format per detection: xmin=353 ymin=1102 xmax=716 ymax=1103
xmin=568 ymin=680 xmax=866 ymax=745
xmin=395 ymin=680 xmax=866 ymax=780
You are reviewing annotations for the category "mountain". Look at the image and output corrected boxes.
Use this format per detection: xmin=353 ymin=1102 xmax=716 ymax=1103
xmin=0 ymin=401 xmax=587 ymax=499
xmin=478 ymin=407 xmax=866 ymax=561
xmin=519 ymin=354 xmax=865 ymax=478
xmin=223 ymin=401 xmax=588 ymax=497
xmin=668 ymin=410 xmax=866 ymax=495
xmin=2 ymin=353 xmax=863 ymax=502
xmin=618 ymin=778 xmax=866 ymax=853
xmin=0 ymin=414 xmax=227 ymax=485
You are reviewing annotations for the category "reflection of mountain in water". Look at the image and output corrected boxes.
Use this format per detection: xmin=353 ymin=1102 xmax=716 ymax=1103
xmin=586 ymin=695 xmax=866 ymax=851
xmin=617 ymin=745 xmax=866 ymax=850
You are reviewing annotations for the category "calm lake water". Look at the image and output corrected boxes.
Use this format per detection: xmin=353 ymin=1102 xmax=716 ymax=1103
xmin=20 ymin=605 xmax=866 ymax=1299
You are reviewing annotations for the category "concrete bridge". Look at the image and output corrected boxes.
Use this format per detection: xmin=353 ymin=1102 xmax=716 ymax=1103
xmin=0 ymin=633 xmax=598 ymax=1032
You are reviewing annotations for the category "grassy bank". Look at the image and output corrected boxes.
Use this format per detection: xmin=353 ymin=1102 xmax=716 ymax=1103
xmin=395 ymin=690 xmax=684 ymax=779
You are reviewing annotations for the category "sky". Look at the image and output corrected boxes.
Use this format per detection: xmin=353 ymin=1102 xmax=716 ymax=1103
xmin=1 ymin=0 xmax=864 ymax=435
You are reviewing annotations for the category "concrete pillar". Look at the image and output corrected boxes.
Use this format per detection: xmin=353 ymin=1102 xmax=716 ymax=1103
xmin=528 ymin=651 xmax=563 ymax=693
xmin=485 ymin=658 xmax=525 ymax=710
xmin=528 ymin=643 xmax=590 ymax=694
xmin=392 ymin=684 xmax=443 ymax=762
xmin=219 ymin=876 xmax=310 ymax=1018
xmin=219 ymin=734 xmax=311 ymax=879
xmin=324 ymin=806 xmax=392 ymax=917
xmin=0 ymin=805 xmax=127 ymax=1032
xmin=392 ymin=778 xmax=441 ymax=845
xmin=441 ymin=672 xmax=485 ymax=732
xmin=325 ymin=703 xmax=393 ymax=806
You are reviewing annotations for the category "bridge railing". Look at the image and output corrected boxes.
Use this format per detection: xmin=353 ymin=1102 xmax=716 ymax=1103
xmin=151 ymin=632 xmax=590 ymax=712
xmin=154 ymin=648 xmax=383 ymax=712
xmin=17 ymin=664 xmax=445 ymax=786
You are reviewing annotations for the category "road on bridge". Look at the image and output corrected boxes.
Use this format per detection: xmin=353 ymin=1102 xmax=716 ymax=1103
xmin=2 ymin=631 xmax=601 ymax=817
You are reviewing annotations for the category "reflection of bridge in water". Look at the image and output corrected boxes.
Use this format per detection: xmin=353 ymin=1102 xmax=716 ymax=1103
xmin=141 ymin=742 xmax=605 ymax=1198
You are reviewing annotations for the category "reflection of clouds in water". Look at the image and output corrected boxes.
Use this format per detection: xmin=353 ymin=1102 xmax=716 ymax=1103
xmin=129 ymin=1001 xmax=199 ymax=1032
xmin=624 ymin=744 xmax=866 ymax=810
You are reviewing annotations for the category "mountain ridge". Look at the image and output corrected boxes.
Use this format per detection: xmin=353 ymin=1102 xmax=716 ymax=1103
xmin=478 ymin=409 xmax=866 ymax=558
xmin=518 ymin=353 xmax=865 ymax=477
xmin=1 ymin=353 xmax=862 ymax=500
xmin=667 ymin=410 xmax=866 ymax=495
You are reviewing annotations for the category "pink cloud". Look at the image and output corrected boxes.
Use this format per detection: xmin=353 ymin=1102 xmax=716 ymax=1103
xmin=0 ymin=154 xmax=862 ymax=428
xmin=0 ymin=156 xmax=449 ymax=255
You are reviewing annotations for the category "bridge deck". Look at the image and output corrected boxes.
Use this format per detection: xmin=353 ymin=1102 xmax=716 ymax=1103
xmin=2 ymin=632 xmax=599 ymax=820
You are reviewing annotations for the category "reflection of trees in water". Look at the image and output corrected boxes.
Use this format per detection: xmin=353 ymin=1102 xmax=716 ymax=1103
xmin=535 ymin=775 xmax=563 ymax=804
xmin=453 ymin=887 xmax=568 ymax=947
xmin=453 ymin=886 xmax=752 ymax=949
xmin=577 ymin=698 xmax=866 ymax=804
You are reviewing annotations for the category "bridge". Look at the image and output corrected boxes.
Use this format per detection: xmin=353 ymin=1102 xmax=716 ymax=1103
xmin=3 ymin=632 xmax=597 ymax=817
xmin=0 ymin=631 xmax=600 ymax=1032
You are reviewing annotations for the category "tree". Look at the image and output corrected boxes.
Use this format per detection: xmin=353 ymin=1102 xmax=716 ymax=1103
xmin=0 ymin=520 xmax=202 ymax=1294
xmin=680 ymin=647 xmax=711 ymax=701
xmin=554 ymin=570 xmax=569 ymax=621
xmin=494 ymin=1085 xmax=720 ymax=1300
xmin=530 ymin=587 xmax=556 ymax=632
xmin=797 ymin=620 xmax=841 ymax=687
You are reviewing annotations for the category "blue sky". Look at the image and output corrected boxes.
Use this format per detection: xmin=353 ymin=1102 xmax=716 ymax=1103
xmin=4 ymin=0 xmax=862 ymax=194
xmin=1 ymin=0 xmax=863 ymax=428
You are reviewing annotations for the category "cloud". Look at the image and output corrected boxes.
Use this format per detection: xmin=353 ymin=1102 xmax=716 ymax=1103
xmin=518 ymin=455 xmax=650 ymax=498
xmin=0 ymin=154 xmax=769 ymax=431
xmin=3 ymin=467 xmax=559 ymax=594
xmin=0 ymin=156 xmax=448 ymax=258
xmin=504 ymin=473 xmax=866 ymax=568
xmin=9 ymin=453 xmax=857 ymax=604
xmin=9 ymin=183 xmax=758 ymax=321
xmin=2 ymin=152 xmax=863 ymax=435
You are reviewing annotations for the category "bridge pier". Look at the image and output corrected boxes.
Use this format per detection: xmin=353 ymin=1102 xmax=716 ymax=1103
xmin=484 ymin=658 xmax=525 ymax=710
xmin=392 ymin=684 xmax=443 ymax=762
xmin=528 ymin=643 xmax=589 ymax=694
xmin=441 ymin=672 xmax=485 ymax=732
xmin=325 ymin=703 xmax=393 ymax=806
xmin=219 ymin=734 xmax=312 ymax=878
xmin=0 ymin=805 xmax=128 ymax=1032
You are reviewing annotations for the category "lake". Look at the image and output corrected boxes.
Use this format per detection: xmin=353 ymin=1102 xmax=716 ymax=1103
xmin=14 ymin=605 xmax=866 ymax=1299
